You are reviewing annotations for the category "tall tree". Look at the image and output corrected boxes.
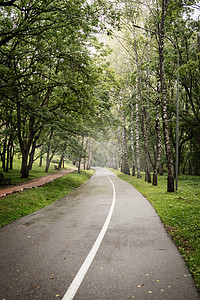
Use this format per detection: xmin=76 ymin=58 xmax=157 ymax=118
xmin=157 ymin=0 xmax=175 ymax=192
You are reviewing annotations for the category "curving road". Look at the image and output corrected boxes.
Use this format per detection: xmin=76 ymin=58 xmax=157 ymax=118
xmin=0 ymin=167 xmax=199 ymax=299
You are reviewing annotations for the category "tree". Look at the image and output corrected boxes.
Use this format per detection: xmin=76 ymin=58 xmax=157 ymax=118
xmin=157 ymin=0 xmax=175 ymax=192
xmin=0 ymin=0 xmax=120 ymax=177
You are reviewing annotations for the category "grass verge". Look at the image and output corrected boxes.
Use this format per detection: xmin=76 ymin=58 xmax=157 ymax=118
xmin=0 ymin=158 xmax=75 ymax=185
xmin=111 ymin=169 xmax=200 ymax=292
xmin=0 ymin=169 xmax=94 ymax=228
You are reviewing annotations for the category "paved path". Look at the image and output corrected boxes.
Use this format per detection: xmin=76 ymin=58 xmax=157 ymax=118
xmin=0 ymin=169 xmax=76 ymax=198
xmin=0 ymin=167 xmax=199 ymax=299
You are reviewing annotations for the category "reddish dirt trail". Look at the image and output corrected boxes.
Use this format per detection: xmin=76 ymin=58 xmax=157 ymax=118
xmin=0 ymin=169 xmax=76 ymax=198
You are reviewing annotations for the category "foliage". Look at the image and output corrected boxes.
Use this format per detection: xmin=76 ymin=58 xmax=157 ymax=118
xmin=0 ymin=0 xmax=120 ymax=177
xmin=91 ymin=0 xmax=200 ymax=192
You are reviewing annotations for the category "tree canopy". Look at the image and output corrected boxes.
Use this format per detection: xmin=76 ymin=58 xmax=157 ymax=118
xmin=0 ymin=0 xmax=199 ymax=191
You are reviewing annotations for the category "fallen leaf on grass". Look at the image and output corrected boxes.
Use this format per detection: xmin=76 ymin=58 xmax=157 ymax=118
xmin=137 ymin=284 xmax=144 ymax=287
xmin=50 ymin=276 xmax=54 ymax=279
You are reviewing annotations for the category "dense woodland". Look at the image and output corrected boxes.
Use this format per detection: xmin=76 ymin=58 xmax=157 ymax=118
xmin=0 ymin=0 xmax=200 ymax=192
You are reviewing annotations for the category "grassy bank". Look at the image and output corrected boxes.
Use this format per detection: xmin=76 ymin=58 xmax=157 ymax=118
xmin=0 ymin=158 xmax=75 ymax=185
xmin=111 ymin=169 xmax=200 ymax=291
xmin=0 ymin=169 xmax=94 ymax=227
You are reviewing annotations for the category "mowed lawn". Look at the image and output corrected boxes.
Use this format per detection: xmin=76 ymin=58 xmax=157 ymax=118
xmin=111 ymin=170 xmax=200 ymax=292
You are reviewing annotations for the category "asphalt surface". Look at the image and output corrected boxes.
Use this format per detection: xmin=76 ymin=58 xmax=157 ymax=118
xmin=0 ymin=169 xmax=76 ymax=198
xmin=0 ymin=167 xmax=199 ymax=300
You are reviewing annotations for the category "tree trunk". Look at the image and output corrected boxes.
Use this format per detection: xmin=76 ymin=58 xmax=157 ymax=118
xmin=78 ymin=136 xmax=84 ymax=174
xmin=159 ymin=163 xmax=164 ymax=175
xmin=21 ymin=150 xmax=30 ymax=178
xmin=5 ymin=136 xmax=11 ymax=172
xmin=45 ymin=152 xmax=55 ymax=173
xmin=153 ymin=112 xmax=162 ymax=185
xmin=130 ymin=103 xmax=136 ymax=176
xmin=158 ymin=0 xmax=174 ymax=192
xmin=153 ymin=70 xmax=162 ymax=186
xmin=45 ymin=129 xmax=53 ymax=173
xmin=9 ymin=141 xmax=14 ymax=170
xmin=86 ymin=138 xmax=91 ymax=170
xmin=117 ymin=126 xmax=122 ymax=171
xmin=17 ymin=103 xmax=37 ymax=178
xmin=1 ymin=135 xmax=7 ymax=171
xmin=83 ymin=138 xmax=89 ymax=170
xmin=58 ymin=154 xmax=64 ymax=169
xmin=39 ymin=145 xmax=44 ymax=167
xmin=133 ymin=26 xmax=150 ymax=181
xmin=28 ymin=139 xmax=37 ymax=171
xmin=45 ymin=152 xmax=51 ymax=173
xmin=122 ymin=110 xmax=130 ymax=175
xmin=144 ymin=35 xmax=151 ymax=183
xmin=6 ymin=141 xmax=10 ymax=172
xmin=135 ymin=102 xmax=141 ymax=178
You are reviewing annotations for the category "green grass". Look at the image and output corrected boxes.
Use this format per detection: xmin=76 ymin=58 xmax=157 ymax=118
xmin=0 ymin=158 xmax=75 ymax=185
xmin=111 ymin=169 xmax=200 ymax=291
xmin=0 ymin=169 xmax=94 ymax=227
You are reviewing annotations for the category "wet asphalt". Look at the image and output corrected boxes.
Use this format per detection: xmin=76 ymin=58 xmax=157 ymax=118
xmin=0 ymin=167 xmax=199 ymax=300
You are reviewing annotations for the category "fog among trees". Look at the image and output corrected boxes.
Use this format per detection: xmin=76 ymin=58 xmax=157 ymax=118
xmin=0 ymin=0 xmax=199 ymax=192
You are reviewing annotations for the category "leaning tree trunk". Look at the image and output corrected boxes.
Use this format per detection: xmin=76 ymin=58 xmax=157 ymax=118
xmin=158 ymin=0 xmax=174 ymax=192
xmin=5 ymin=135 xmax=12 ymax=172
xmin=58 ymin=154 xmax=64 ymax=169
xmin=9 ymin=141 xmax=14 ymax=170
xmin=17 ymin=103 xmax=35 ymax=178
xmin=45 ymin=129 xmax=53 ymax=173
xmin=1 ymin=132 xmax=7 ymax=172
xmin=28 ymin=132 xmax=42 ymax=171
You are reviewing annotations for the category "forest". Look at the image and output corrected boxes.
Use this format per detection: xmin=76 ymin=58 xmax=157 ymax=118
xmin=0 ymin=0 xmax=200 ymax=192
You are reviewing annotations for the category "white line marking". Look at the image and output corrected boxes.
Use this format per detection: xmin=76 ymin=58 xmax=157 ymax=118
xmin=62 ymin=175 xmax=116 ymax=300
